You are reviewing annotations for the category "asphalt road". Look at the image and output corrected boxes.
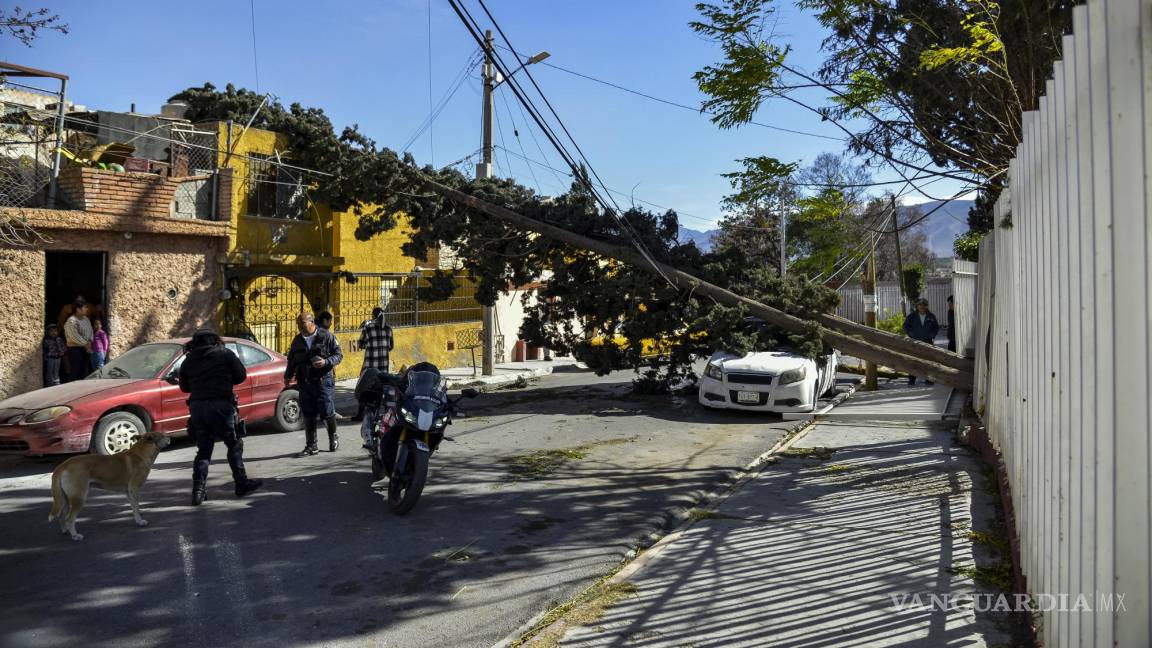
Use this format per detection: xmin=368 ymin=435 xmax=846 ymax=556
xmin=0 ymin=368 xmax=830 ymax=648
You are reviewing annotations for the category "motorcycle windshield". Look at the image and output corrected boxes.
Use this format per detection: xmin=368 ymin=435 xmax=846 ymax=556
xmin=402 ymin=371 xmax=447 ymax=431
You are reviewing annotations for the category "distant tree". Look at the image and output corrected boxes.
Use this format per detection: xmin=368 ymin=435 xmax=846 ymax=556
xmin=872 ymin=204 xmax=934 ymax=282
xmin=785 ymin=153 xmax=873 ymax=279
xmin=902 ymin=264 xmax=926 ymax=302
xmin=690 ymin=0 xmax=1077 ymax=251
xmin=0 ymin=6 xmax=67 ymax=46
xmin=712 ymin=156 xmax=797 ymax=272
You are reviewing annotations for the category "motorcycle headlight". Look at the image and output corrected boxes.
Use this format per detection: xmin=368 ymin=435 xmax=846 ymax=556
xmin=400 ymin=407 xmax=416 ymax=424
xmin=433 ymin=415 xmax=448 ymax=429
xmin=24 ymin=406 xmax=71 ymax=424
xmin=705 ymin=362 xmax=724 ymax=381
xmin=778 ymin=366 xmax=807 ymax=385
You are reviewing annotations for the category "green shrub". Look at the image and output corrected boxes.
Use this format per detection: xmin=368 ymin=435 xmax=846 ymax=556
xmin=877 ymin=312 xmax=905 ymax=335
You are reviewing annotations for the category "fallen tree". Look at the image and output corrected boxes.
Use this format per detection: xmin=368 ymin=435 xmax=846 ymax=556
xmin=419 ymin=176 xmax=973 ymax=390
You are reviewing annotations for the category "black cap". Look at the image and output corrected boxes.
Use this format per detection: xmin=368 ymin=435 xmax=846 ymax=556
xmin=191 ymin=328 xmax=221 ymax=347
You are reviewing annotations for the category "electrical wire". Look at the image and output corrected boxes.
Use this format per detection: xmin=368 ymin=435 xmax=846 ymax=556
xmin=448 ymin=0 xmax=676 ymax=288
xmin=497 ymin=86 xmax=542 ymax=193
xmin=249 ymin=0 xmax=261 ymax=93
xmin=469 ymin=0 xmax=673 ymax=281
xmin=492 ymin=43 xmax=842 ymax=142
xmin=402 ymin=49 xmax=482 ymax=154
xmin=427 ymin=0 xmax=435 ymax=166
xmin=58 ymin=114 xmax=332 ymax=177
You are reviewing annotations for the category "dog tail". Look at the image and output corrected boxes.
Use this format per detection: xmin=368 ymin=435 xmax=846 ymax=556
xmin=49 ymin=469 xmax=66 ymax=523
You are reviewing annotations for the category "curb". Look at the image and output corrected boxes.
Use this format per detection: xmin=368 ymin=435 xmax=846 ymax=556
xmin=444 ymin=365 xmax=555 ymax=390
xmin=497 ymin=388 xmax=862 ymax=648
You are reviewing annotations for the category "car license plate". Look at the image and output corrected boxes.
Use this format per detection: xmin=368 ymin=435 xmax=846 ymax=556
xmin=736 ymin=391 xmax=760 ymax=404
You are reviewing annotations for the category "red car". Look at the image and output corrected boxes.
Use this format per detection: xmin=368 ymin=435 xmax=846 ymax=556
xmin=0 ymin=337 xmax=303 ymax=456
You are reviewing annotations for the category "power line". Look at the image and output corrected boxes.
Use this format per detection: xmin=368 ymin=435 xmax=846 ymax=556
xmin=426 ymin=0 xmax=435 ymax=166
xmin=249 ymin=0 xmax=261 ymax=93
xmin=496 ymin=86 xmax=542 ymax=193
xmin=449 ymin=0 xmax=675 ymax=288
xmin=401 ymin=50 xmax=481 ymax=153
xmin=470 ymin=0 xmax=674 ymax=285
xmin=59 ymin=114 xmax=332 ymax=177
xmin=493 ymin=43 xmax=843 ymax=142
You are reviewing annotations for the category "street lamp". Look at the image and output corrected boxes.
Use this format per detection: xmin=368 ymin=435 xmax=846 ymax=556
xmin=491 ymin=50 xmax=551 ymax=89
xmin=477 ymin=31 xmax=549 ymax=377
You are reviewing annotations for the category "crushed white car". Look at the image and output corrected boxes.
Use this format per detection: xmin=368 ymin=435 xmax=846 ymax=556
xmin=698 ymin=348 xmax=839 ymax=414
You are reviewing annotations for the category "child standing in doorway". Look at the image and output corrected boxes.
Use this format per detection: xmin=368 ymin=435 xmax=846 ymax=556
xmin=90 ymin=319 xmax=109 ymax=370
xmin=43 ymin=324 xmax=67 ymax=387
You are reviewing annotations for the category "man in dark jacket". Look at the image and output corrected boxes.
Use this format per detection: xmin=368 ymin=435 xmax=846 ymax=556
xmin=946 ymin=295 xmax=957 ymax=352
xmin=178 ymin=329 xmax=263 ymax=505
xmin=902 ymin=298 xmax=941 ymax=386
xmin=284 ymin=312 xmax=344 ymax=456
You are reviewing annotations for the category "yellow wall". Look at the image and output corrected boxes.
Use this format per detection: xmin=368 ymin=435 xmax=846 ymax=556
xmin=211 ymin=122 xmax=334 ymax=260
xmin=332 ymin=205 xmax=425 ymax=274
xmin=208 ymin=123 xmax=482 ymax=375
xmin=331 ymin=321 xmax=480 ymax=380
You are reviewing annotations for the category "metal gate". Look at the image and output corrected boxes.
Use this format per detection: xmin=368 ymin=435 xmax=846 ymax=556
xmin=221 ymin=274 xmax=330 ymax=354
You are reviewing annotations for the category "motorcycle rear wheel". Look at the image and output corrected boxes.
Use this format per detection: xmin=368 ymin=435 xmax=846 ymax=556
xmin=387 ymin=443 xmax=429 ymax=515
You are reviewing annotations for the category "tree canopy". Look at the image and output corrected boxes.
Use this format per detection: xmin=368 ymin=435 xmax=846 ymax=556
xmin=172 ymin=83 xmax=839 ymax=392
xmin=690 ymin=0 xmax=1077 ymax=253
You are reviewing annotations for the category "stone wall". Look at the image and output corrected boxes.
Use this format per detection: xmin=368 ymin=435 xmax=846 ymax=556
xmin=0 ymin=230 xmax=225 ymax=401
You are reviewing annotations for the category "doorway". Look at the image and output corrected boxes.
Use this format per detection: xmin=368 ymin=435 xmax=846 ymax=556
xmin=45 ymin=251 xmax=107 ymax=328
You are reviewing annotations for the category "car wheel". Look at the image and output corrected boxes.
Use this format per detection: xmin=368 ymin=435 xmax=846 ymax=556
xmin=91 ymin=412 xmax=147 ymax=455
xmin=275 ymin=389 xmax=304 ymax=432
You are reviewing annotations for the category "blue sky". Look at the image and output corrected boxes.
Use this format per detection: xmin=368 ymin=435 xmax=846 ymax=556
xmin=8 ymin=0 xmax=968 ymax=229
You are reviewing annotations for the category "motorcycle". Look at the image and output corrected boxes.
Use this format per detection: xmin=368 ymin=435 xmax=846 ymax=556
xmin=354 ymin=363 xmax=478 ymax=514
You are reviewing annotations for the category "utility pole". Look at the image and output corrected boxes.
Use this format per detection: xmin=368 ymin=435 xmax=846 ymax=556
xmin=474 ymin=33 xmax=549 ymax=375
xmin=890 ymin=195 xmax=907 ymax=316
xmin=477 ymin=29 xmax=497 ymax=375
xmin=862 ymin=235 xmax=878 ymax=390
xmin=778 ymin=193 xmax=787 ymax=277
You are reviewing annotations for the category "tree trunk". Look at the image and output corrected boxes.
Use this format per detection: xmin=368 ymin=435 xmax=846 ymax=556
xmin=421 ymin=178 xmax=974 ymax=390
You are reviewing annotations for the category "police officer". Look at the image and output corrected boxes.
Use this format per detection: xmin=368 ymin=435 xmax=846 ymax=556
xmin=178 ymin=329 xmax=263 ymax=506
xmin=284 ymin=311 xmax=343 ymax=456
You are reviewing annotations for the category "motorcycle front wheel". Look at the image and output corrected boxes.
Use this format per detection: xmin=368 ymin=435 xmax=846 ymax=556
xmin=387 ymin=442 xmax=429 ymax=515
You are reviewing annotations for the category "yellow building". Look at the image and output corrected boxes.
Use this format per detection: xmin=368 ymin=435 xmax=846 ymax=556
xmin=200 ymin=122 xmax=482 ymax=378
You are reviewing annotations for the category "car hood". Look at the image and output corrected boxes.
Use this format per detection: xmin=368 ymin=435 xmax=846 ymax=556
xmin=0 ymin=379 xmax=141 ymax=410
xmin=711 ymin=351 xmax=807 ymax=373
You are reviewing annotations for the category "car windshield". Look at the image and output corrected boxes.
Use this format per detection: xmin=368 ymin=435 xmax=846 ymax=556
xmin=89 ymin=343 xmax=183 ymax=380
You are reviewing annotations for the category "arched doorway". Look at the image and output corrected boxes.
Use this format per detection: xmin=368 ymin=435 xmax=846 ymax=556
xmin=221 ymin=274 xmax=328 ymax=353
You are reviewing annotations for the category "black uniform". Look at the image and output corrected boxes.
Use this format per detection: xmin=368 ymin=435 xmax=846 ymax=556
xmin=178 ymin=330 xmax=262 ymax=504
xmin=284 ymin=326 xmax=343 ymax=454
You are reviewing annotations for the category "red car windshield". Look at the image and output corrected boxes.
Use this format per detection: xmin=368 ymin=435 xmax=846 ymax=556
xmin=89 ymin=343 xmax=183 ymax=380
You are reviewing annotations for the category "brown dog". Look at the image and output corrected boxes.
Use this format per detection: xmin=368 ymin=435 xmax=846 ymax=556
xmin=48 ymin=432 xmax=172 ymax=540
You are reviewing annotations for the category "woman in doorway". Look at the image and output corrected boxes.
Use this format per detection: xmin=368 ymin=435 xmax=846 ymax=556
xmin=63 ymin=300 xmax=93 ymax=382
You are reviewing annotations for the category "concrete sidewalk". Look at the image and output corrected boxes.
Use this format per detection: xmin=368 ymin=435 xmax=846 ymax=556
xmin=331 ymin=357 xmax=580 ymax=413
xmin=540 ymin=386 xmax=1025 ymax=647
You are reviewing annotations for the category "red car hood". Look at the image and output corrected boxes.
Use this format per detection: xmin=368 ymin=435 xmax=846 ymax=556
xmin=0 ymin=379 xmax=140 ymax=411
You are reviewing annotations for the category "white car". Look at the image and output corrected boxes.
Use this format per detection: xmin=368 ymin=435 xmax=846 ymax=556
xmin=698 ymin=348 xmax=840 ymax=413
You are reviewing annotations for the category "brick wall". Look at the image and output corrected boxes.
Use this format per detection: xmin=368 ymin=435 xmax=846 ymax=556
xmin=57 ymin=166 xmax=180 ymax=218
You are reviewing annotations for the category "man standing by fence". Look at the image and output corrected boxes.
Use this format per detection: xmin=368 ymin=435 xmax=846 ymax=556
xmin=351 ymin=307 xmax=394 ymax=423
xmin=902 ymin=298 xmax=940 ymax=385
xmin=285 ymin=312 xmax=344 ymax=456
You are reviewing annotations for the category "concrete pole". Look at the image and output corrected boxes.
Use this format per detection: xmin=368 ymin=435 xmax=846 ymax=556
xmin=477 ymin=29 xmax=496 ymax=375
xmin=46 ymin=78 xmax=68 ymax=209
xmin=890 ymin=195 xmax=907 ymax=315
xmin=779 ymin=193 xmax=786 ymax=277
xmin=863 ymin=235 xmax=878 ymax=390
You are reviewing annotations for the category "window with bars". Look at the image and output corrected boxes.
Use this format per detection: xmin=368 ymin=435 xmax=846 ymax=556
xmin=246 ymin=154 xmax=306 ymax=220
